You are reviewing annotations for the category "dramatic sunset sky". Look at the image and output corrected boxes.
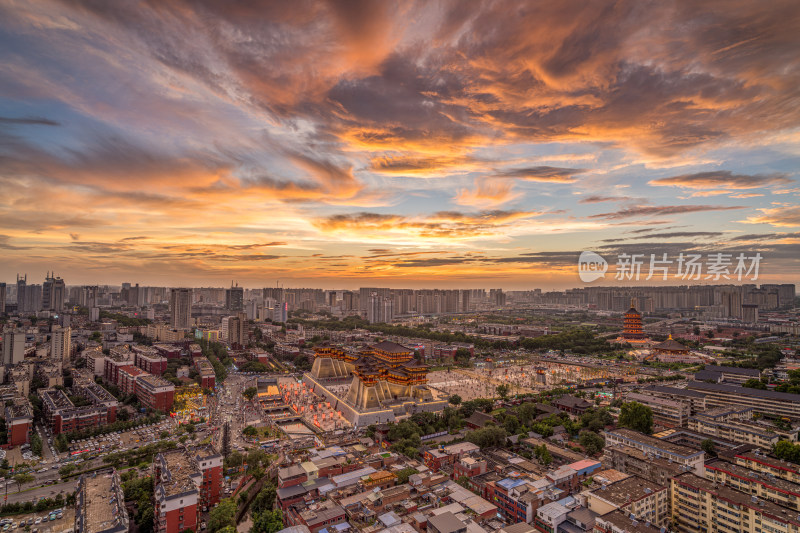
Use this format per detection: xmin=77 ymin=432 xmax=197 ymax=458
xmin=1 ymin=0 xmax=799 ymax=289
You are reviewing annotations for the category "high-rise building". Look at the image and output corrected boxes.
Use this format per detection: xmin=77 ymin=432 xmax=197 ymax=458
xmin=367 ymin=292 xmax=394 ymax=324
xmin=226 ymin=312 xmax=248 ymax=347
xmin=273 ymin=301 xmax=288 ymax=323
xmin=342 ymin=291 xmax=355 ymax=311
xmin=459 ymin=290 xmax=471 ymax=313
xmin=26 ymin=283 xmax=42 ymax=313
xmin=263 ymin=287 xmax=284 ymax=302
xmin=16 ymin=274 xmax=26 ymax=313
xmin=225 ymin=283 xmax=243 ymax=312
xmin=1 ymin=329 xmax=25 ymax=366
xmin=490 ymin=288 xmax=506 ymax=306
xmin=51 ymin=326 xmax=71 ymax=362
xmin=169 ymin=288 xmax=192 ymax=329
xmin=42 ymin=272 xmax=66 ymax=313
xmin=0 ymin=282 xmax=6 ymax=314
xmin=359 ymin=287 xmax=391 ymax=312
xmin=741 ymin=303 xmax=759 ymax=323
xmin=80 ymin=285 xmax=99 ymax=308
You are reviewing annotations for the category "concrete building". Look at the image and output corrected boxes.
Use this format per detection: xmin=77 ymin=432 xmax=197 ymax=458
xmin=42 ymin=273 xmax=66 ymax=313
xmin=602 ymin=428 xmax=705 ymax=475
xmin=641 ymin=385 xmax=706 ymax=414
xmin=39 ymin=388 xmax=117 ymax=434
xmin=288 ymin=502 xmax=347 ymax=533
xmin=671 ymin=472 xmax=800 ymax=533
xmin=423 ymin=442 xmax=480 ymax=470
xmin=705 ymin=458 xmax=800 ymax=511
xmin=136 ymin=374 xmax=175 ymax=412
xmin=593 ymin=510 xmax=662 ymax=533
xmin=732 ymin=449 xmax=800 ymax=484
xmin=225 ymin=284 xmax=244 ymax=312
xmin=153 ymin=446 xmax=223 ymax=533
xmin=51 ymin=326 xmax=71 ymax=362
xmin=688 ymin=380 xmax=800 ymax=418
xmin=603 ymin=444 xmax=684 ymax=486
xmin=534 ymin=502 xmax=570 ymax=533
xmin=195 ymin=358 xmax=216 ymax=389
xmin=225 ymin=312 xmax=248 ymax=347
xmin=688 ymin=406 xmax=779 ymax=448
xmin=1 ymin=328 xmax=25 ymax=366
xmin=118 ymin=365 xmax=147 ymax=396
xmin=625 ymin=392 xmax=690 ymax=427
xmin=694 ymin=365 xmax=761 ymax=384
xmin=585 ymin=475 xmax=669 ymax=528
xmin=4 ymin=403 xmax=32 ymax=446
xmin=427 ymin=512 xmax=466 ymax=533
xmin=133 ymin=346 xmax=168 ymax=375
xmin=169 ymin=288 xmax=192 ymax=329
xmin=104 ymin=347 xmax=135 ymax=384
xmin=75 ymin=469 xmax=129 ymax=533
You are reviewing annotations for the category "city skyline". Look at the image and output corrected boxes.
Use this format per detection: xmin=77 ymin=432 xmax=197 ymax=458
xmin=1 ymin=1 xmax=800 ymax=288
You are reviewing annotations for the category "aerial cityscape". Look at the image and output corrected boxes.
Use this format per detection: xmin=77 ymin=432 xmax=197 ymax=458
xmin=1 ymin=2 xmax=800 ymax=533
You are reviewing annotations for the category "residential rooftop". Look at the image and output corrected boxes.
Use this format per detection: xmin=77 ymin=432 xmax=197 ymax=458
xmin=689 ymin=380 xmax=800 ymax=402
xmin=706 ymin=458 xmax=800 ymax=496
xmin=591 ymin=476 xmax=665 ymax=507
xmin=605 ymin=428 xmax=703 ymax=458
xmin=595 ymin=510 xmax=662 ymax=533
xmin=78 ymin=470 xmax=128 ymax=533
xmin=155 ymin=448 xmax=200 ymax=499
xmin=642 ymin=385 xmax=706 ymax=398
xmin=674 ymin=472 xmax=800 ymax=526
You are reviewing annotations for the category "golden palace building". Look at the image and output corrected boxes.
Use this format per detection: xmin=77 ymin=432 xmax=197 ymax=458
xmin=306 ymin=340 xmax=446 ymax=426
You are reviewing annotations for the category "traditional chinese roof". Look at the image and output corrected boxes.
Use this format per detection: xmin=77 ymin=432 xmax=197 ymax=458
xmin=371 ymin=340 xmax=412 ymax=354
xmin=652 ymin=335 xmax=689 ymax=352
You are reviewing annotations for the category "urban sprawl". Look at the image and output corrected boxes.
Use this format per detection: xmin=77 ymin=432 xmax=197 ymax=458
xmin=0 ymin=277 xmax=799 ymax=533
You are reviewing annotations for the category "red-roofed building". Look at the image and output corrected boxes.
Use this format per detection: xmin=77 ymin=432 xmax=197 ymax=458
xmin=118 ymin=365 xmax=148 ymax=396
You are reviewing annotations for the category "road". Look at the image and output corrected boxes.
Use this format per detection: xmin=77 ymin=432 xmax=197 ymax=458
xmin=0 ymin=479 xmax=74 ymax=505
xmin=211 ymin=373 xmax=257 ymax=452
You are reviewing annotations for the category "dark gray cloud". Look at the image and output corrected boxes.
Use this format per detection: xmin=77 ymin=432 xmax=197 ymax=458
xmin=602 ymin=231 xmax=724 ymax=242
xmin=495 ymin=166 xmax=587 ymax=183
xmin=580 ymin=195 xmax=633 ymax=204
xmin=589 ymin=204 xmax=746 ymax=220
xmin=649 ymin=170 xmax=792 ymax=190
xmin=0 ymin=116 xmax=60 ymax=126
xmin=730 ymin=232 xmax=800 ymax=241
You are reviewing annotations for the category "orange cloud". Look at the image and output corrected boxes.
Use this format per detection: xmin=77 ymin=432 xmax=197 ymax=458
xmin=454 ymin=179 xmax=521 ymax=208
xmin=313 ymin=210 xmax=541 ymax=241
xmin=741 ymin=206 xmax=800 ymax=227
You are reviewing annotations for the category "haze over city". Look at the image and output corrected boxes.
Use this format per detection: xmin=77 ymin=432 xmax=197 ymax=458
xmin=1 ymin=1 xmax=799 ymax=288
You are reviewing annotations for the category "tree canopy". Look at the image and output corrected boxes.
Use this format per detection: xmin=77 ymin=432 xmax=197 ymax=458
xmin=618 ymin=401 xmax=653 ymax=435
xmin=208 ymin=498 xmax=237 ymax=532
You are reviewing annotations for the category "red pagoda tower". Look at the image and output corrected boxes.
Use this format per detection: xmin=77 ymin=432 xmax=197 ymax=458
xmin=622 ymin=299 xmax=647 ymax=342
